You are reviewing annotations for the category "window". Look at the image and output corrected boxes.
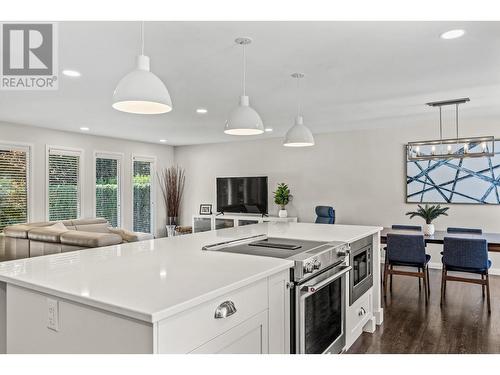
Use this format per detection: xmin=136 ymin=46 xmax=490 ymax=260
xmin=133 ymin=156 xmax=155 ymax=234
xmin=0 ymin=143 xmax=30 ymax=232
xmin=95 ymin=153 xmax=122 ymax=227
xmin=47 ymin=146 xmax=82 ymax=221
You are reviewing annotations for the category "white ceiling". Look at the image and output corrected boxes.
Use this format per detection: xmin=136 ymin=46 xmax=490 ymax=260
xmin=1 ymin=21 xmax=500 ymax=145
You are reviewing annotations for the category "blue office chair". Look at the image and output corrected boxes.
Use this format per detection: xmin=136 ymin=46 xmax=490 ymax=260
xmin=315 ymin=206 xmax=335 ymax=224
xmin=441 ymin=237 xmax=491 ymax=313
xmin=447 ymin=227 xmax=483 ymax=234
xmin=392 ymin=225 xmax=422 ymax=231
xmin=384 ymin=233 xmax=431 ymax=301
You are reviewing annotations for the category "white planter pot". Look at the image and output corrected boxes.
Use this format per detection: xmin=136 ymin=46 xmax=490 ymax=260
xmin=278 ymin=209 xmax=288 ymax=218
xmin=424 ymin=223 xmax=435 ymax=236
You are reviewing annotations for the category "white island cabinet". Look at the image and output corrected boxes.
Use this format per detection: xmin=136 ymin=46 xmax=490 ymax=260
xmin=0 ymin=226 xmax=293 ymax=354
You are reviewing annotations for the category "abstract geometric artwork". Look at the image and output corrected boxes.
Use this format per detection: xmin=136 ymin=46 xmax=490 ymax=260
xmin=406 ymin=140 xmax=500 ymax=204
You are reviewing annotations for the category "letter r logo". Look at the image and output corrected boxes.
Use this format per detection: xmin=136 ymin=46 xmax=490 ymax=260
xmin=2 ymin=23 xmax=53 ymax=75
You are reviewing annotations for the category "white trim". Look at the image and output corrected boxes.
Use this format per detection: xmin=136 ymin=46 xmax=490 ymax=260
xmin=93 ymin=151 xmax=124 ymax=228
xmin=0 ymin=140 xmax=34 ymax=224
xmin=131 ymin=154 xmax=157 ymax=235
xmin=45 ymin=145 xmax=84 ymax=221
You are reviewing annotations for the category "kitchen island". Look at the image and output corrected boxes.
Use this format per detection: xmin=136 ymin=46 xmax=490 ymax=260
xmin=0 ymin=222 xmax=382 ymax=354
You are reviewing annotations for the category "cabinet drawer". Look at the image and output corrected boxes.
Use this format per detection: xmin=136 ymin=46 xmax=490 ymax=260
xmin=346 ymin=288 xmax=372 ymax=344
xmin=157 ymin=279 xmax=268 ymax=353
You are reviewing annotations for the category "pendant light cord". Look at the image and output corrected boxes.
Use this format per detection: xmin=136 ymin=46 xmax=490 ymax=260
xmin=242 ymin=43 xmax=246 ymax=96
xmin=439 ymin=106 xmax=442 ymax=141
xmin=456 ymin=103 xmax=459 ymax=139
xmin=141 ymin=21 xmax=145 ymax=55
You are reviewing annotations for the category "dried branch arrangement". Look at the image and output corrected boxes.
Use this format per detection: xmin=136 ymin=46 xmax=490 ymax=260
xmin=158 ymin=166 xmax=186 ymax=219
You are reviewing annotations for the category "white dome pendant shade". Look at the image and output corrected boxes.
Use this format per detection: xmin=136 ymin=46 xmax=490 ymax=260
xmin=112 ymin=22 xmax=172 ymax=115
xmin=224 ymin=37 xmax=264 ymax=135
xmin=225 ymin=95 xmax=264 ymax=135
xmin=284 ymin=115 xmax=315 ymax=147
xmin=283 ymin=73 xmax=315 ymax=147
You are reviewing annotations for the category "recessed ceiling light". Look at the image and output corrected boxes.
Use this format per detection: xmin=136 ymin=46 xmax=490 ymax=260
xmin=440 ymin=29 xmax=465 ymax=40
xmin=63 ymin=69 xmax=81 ymax=77
xmin=159 ymin=139 xmax=167 ymax=143
xmin=265 ymin=128 xmax=273 ymax=132
xmin=196 ymin=108 xmax=208 ymax=114
xmin=79 ymin=127 xmax=89 ymax=131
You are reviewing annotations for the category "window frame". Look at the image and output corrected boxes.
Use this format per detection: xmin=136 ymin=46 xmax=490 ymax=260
xmin=45 ymin=145 xmax=84 ymax=221
xmin=0 ymin=140 xmax=34 ymax=229
xmin=92 ymin=151 xmax=124 ymax=228
xmin=131 ymin=154 xmax=156 ymax=235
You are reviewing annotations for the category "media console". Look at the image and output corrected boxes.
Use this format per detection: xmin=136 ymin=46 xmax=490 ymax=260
xmin=192 ymin=214 xmax=298 ymax=233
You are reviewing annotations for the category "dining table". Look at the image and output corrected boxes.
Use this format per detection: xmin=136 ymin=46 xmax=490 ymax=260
xmin=380 ymin=227 xmax=500 ymax=252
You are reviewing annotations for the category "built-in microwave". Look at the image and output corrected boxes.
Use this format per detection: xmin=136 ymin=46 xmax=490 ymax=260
xmin=349 ymin=237 xmax=373 ymax=305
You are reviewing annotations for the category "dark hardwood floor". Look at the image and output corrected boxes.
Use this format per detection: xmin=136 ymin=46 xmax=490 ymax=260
xmin=348 ymin=268 xmax=500 ymax=354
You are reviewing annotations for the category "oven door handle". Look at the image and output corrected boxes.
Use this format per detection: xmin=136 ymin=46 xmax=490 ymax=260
xmin=301 ymin=265 xmax=352 ymax=296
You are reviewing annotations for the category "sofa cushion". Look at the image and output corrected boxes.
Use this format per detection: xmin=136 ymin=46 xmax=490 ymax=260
xmin=108 ymin=228 xmax=154 ymax=242
xmin=3 ymin=225 xmax=32 ymax=239
xmin=74 ymin=223 xmax=110 ymax=233
xmin=71 ymin=218 xmax=108 ymax=226
xmin=47 ymin=222 xmax=68 ymax=231
xmin=28 ymin=227 xmax=69 ymax=243
xmin=60 ymin=231 xmax=122 ymax=248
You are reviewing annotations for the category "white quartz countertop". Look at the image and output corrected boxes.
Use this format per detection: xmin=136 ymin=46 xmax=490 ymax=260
xmin=0 ymin=222 xmax=381 ymax=323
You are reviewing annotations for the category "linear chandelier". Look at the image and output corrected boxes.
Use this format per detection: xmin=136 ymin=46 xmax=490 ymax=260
xmin=407 ymin=98 xmax=494 ymax=161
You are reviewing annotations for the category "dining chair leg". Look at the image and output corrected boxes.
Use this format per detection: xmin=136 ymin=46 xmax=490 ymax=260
xmin=486 ymin=272 xmax=491 ymax=314
xmin=390 ymin=265 xmax=393 ymax=293
xmin=383 ymin=263 xmax=389 ymax=298
xmin=426 ymin=266 xmax=431 ymax=296
xmin=440 ymin=266 xmax=446 ymax=306
xmin=481 ymin=274 xmax=485 ymax=298
xmin=418 ymin=267 xmax=421 ymax=291
xmin=422 ymin=267 xmax=428 ymax=303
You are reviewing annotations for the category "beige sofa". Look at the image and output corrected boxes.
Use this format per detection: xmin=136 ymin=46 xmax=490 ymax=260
xmin=3 ymin=218 xmax=154 ymax=260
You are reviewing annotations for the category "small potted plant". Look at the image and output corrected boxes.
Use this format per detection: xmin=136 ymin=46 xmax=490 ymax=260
xmin=273 ymin=183 xmax=292 ymax=218
xmin=405 ymin=204 xmax=449 ymax=236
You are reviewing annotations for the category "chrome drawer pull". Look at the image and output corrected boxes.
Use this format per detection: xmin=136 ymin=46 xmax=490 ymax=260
xmin=214 ymin=301 xmax=237 ymax=319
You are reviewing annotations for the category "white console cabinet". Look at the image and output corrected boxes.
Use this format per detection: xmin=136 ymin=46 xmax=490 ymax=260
xmin=192 ymin=214 xmax=297 ymax=233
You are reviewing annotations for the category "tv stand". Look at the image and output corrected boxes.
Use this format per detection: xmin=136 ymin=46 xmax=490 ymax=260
xmin=192 ymin=214 xmax=297 ymax=233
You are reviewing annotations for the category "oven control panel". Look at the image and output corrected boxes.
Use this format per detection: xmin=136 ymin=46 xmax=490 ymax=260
xmin=296 ymin=243 xmax=350 ymax=281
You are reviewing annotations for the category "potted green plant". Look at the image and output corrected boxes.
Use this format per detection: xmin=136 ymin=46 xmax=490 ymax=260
xmin=405 ymin=204 xmax=450 ymax=236
xmin=273 ymin=183 xmax=292 ymax=218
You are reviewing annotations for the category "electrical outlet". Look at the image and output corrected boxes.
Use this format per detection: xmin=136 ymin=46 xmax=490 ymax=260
xmin=47 ymin=298 xmax=59 ymax=331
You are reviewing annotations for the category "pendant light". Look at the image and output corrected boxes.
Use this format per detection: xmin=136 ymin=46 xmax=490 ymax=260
xmin=283 ymin=73 xmax=315 ymax=147
xmin=407 ymin=98 xmax=494 ymax=160
xmin=224 ymin=37 xmax=264 ymax=135
xmin=112 ymin=22 xmax=172 ymax=114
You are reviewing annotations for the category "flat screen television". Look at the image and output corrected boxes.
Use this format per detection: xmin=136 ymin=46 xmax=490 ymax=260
xmin=216 ymin=176 xmax=268 ymax=215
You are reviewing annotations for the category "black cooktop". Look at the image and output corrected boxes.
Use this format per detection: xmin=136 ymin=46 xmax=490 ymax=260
xmin=215 ymin=237 xmax=329 ymax=259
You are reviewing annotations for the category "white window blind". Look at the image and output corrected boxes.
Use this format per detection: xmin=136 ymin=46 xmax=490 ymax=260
xmin=95 ymin=155 xmax=120 ymax=227
xmin=48 ymin=148 xmax=81 ymax=221
xmin=133 ymin=158 xmax=154 ymax=234
xmin=0 ymin=144 xmax=29 ymax=232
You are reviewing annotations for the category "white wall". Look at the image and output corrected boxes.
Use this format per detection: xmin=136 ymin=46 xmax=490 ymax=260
xmin=175 ymin=122 xmax=500 ymax=272
xmin=0 ymin=122 xmax=174 ymax=238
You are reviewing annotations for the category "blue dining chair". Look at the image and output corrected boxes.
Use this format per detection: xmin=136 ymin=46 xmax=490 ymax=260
xmin=441 ymin=237 xmax=491 ymax=313
xmin=315 ymin=206 xmax=335 ymax=224
xmin=392 ymin=225 xmax=422 ymax=231
xmin=447 ymin=227 xmax=483 ymax=234
xmin=384 ymin=233 xmax=431 ymax=301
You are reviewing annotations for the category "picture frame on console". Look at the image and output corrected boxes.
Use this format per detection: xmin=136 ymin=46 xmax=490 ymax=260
xmin=199 ymin=204 xmax=212 ymax=215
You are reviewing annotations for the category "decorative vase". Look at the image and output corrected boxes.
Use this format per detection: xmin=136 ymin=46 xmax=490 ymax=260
xmin=166 ymin=216 xmax=178 ymax=237
xmin=166 ymin=225 xmax=176 ymax=237
xmin=278 ymin=209 xmax=288 ymax=218
xmin=424 ymin=223 xmax=435 ymax=236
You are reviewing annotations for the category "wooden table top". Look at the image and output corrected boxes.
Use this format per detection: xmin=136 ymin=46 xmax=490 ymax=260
xmin=380 ymin=227 xmax=500 ymax=252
